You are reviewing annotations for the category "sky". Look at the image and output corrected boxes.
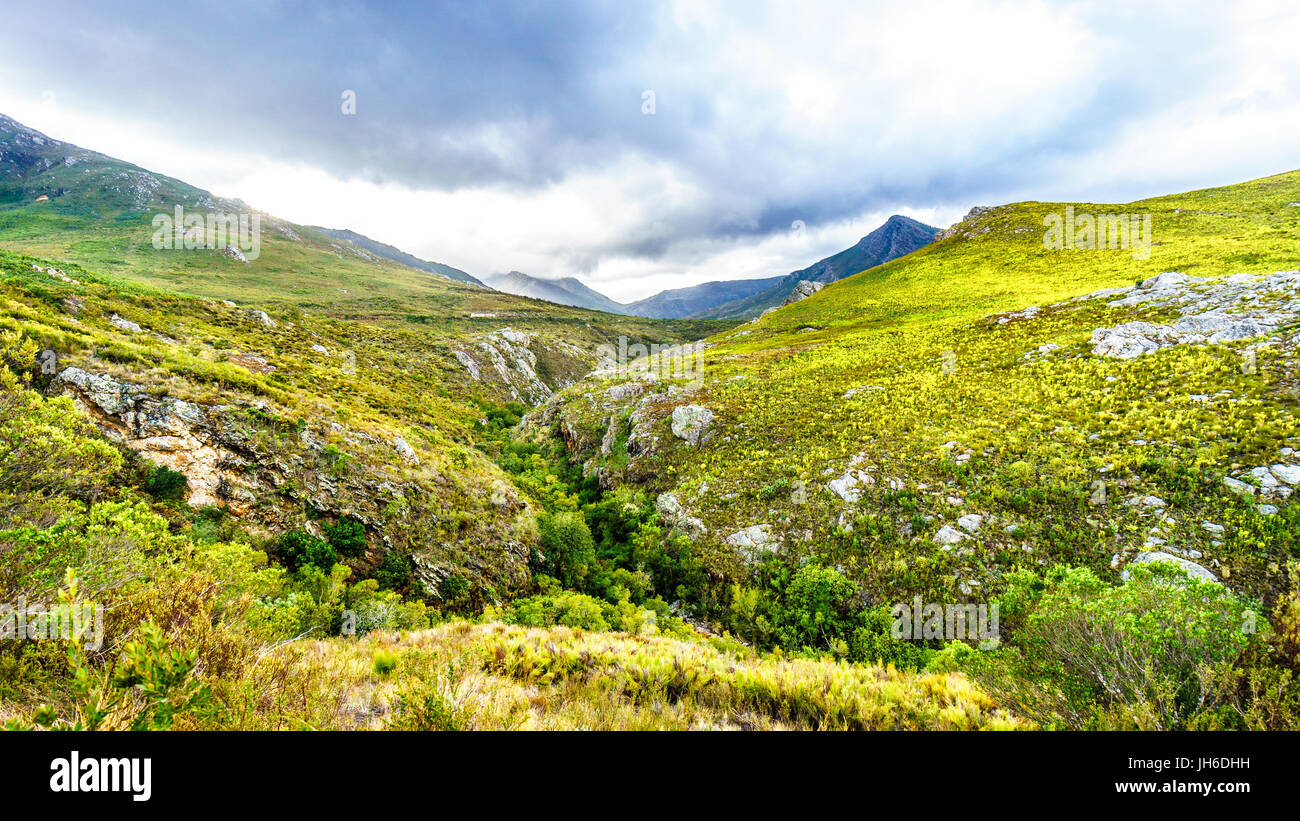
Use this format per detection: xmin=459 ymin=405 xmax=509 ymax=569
xmin=2 ymin=0 xmax=1300 ymax=302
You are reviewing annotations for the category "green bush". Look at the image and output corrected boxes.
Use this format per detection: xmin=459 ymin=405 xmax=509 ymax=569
xmin=372 ymin=649 xmax=398 ymax=676
xmin=374 ymin=550 xmax=413 ymax=591
xmin=850 ymin=604 xmax=932 ymax=670
xmin=438 ymin=573 xmax=470 ymax=605
xmin=278 ymin=529 xmax=337 ymax=572
xmin=537 ymin=512 xmax=596 ymax=590
xmin=772 ymin=564 xmax=860 ymax=654
xmin=324 ymin=515 xmax=367 ymax=557
xmin=968 ymin=563 xmax=1264 ymax=729
xmin=144 ymin=465 xmax=189 ymax=500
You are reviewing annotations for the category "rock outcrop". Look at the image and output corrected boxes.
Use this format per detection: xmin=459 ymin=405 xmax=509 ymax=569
xmin=1090 ymin=271 xmax=1300 ymax=358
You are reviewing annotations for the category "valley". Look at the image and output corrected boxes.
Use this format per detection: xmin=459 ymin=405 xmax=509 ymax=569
xmin=2 ymin=112 xmax=1299 ymax=732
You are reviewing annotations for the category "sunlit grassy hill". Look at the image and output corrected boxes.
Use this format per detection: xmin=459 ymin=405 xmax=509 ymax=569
xmin=538 ymin=171 xmax=1300 ymax=613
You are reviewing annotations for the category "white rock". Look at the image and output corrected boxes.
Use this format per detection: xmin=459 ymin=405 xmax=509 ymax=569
xmin=933 ymin=525 xmax=966 ymax=545
xmin=1223 ymin=476 xmax=1255 ymax=496
xmin=392 ymin=436 xmax=419 ymax=464
xmin=1138 ymin=272 xmax=1190 ymax=291
xmin=957 ymin=513 xmax=983 ymax=533
xmin=828 ymin=470 xmax=873 ymax=503
xmin=725 ymin=525 xmax=776 ymax=564
xmin=1250 ymin=466 xmax=1278 ymax=487
xmin=247 ymin=309 xmax=276 ymax=328
xmin=109 ymin=314 xmax=143 ymax=333
xmin=670 ymin=404 xmax=714 ymax=446
xmin=1270 ymin=464 xmax=1300 ymax=485
xmin=1122 ymin=551 xmax=1219 ymax=585
xmin=656 ymin=493 xmax=706 ymax=536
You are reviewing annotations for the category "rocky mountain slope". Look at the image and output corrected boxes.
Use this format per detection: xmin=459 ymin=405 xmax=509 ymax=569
xmin=4 ymin=108 xmax=1300 ymax=731
xmin=310 ymin=227 xmax=484 ymax=286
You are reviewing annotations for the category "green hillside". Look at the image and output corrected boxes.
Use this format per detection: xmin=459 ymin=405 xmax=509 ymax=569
xmin=526 ymin=170 xmax=1300 ymax=729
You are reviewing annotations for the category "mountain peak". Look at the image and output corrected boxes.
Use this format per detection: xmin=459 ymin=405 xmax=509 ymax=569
xmin=483 ymin=270 xmax=628 ymax=315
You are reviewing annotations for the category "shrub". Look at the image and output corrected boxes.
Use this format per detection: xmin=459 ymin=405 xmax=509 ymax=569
xmin=144 ymin=465 xmax=189 ymax=500
xmin=372 ymin=649 xmax=398 ymax=677
xmin=324 ymin=515 xmax=367 ymax=557
xmin=968 ymin=563 xmax=1264 ymax=729
xmin=374 ymin=551 xmax=413 ymax=592
xmin=278 ymin=529 xmax=337 ymax=572
xmin=536 ymin=512 xmax=596 ymax=590
xmin=438 ymin=573 xmax=470 ymax=606
xmin=850 ymin=604 xmax=932 ymax=670
xmin=773 ymin=564 xmax=860 ymax=653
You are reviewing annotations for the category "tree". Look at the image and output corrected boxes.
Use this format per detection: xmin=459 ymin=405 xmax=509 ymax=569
xmin=537 ymin=512 xmax=596 ymax=590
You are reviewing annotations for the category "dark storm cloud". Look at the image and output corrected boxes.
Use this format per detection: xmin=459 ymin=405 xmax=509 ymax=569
xmin=1 ymin=0 xmax=1294 ymax=278
xmin=1 ymin=0 xmax=674 ymax=187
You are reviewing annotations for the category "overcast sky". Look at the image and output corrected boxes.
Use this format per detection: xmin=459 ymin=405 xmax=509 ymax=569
xmin=3 ymin=0 xmax=1300 ymax=301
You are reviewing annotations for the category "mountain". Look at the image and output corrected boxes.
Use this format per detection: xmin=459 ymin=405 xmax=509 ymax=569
xmin=621 ymin=276 xmax=785 ymax=318
xmin=691 ymin=214 xmax=939 ymax=318
xmin=483 ymin=270 xmax=630 ymax=315
xmin=311 ymin=227 xmax=484 ymax=286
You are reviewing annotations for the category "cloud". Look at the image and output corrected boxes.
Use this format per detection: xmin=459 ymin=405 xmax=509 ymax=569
xmin=1 ymin=0 xmax=1298 ymax=300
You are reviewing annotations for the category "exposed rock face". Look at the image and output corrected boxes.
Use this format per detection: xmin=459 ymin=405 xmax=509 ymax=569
xmin=453 ymin=327 xmax=596 ymax=406
xmin=392 ymin=436 xmax=419 ymax=464
xmin=780 ymin=280 xmax=824 ymax=306
xmin=828 ymin=459 xmax=875 ymax=503
xmin=670 ymin=404 xmax=714 ymax=446
xmin=54 ymin=367 xmax=242 ymax=509
xmin=51 ymin=365 xmax=534 ymax=597
xmin=935 ymin=206 xmax=994 ymax=242
xmin=109 ymin=314 xmax=143 ymax=334
xmin=1090 ymin=270 xmax=1300 ymax=358
xmin=725 ymin=524 xmax=776 ymax=564
xmin=656 ymin=492 xmax=706 ymax=537
xmin=476 ymin=331 xmax=550 ymax=404
xmin=452 ymin=349 xmax=480 ymax=380
xmin=246 ymin=309 xmax=276 ymax=328
xmin=933 ymin=525 xmax=966 ymax=545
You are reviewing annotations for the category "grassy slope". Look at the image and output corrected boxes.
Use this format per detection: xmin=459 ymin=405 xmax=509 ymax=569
xmin=209 ymin=621 xmax=1020 ymax=730
xmin=547 ymin=170 xmax=1300 ymax=608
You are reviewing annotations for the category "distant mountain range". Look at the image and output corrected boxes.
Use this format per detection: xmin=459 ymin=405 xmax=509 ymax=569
xmin=311 ymin=227 xmax=484 ymax=286
xmin=686 ymin=215 xmax=939 ymax=318
xmin=479 ymin=215 xmax=939 ymax=319
xmin=623 ymin=276 xmax=786 ymax=318
xmin=482 ymin=270 xmax=631 ymax=314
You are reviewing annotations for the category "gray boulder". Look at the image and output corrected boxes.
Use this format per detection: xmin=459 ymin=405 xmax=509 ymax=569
xmin=1122 ymin=551 xmax=1220 ymax=584
xmin=670 ymin=404 xmax=714 ymax=446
